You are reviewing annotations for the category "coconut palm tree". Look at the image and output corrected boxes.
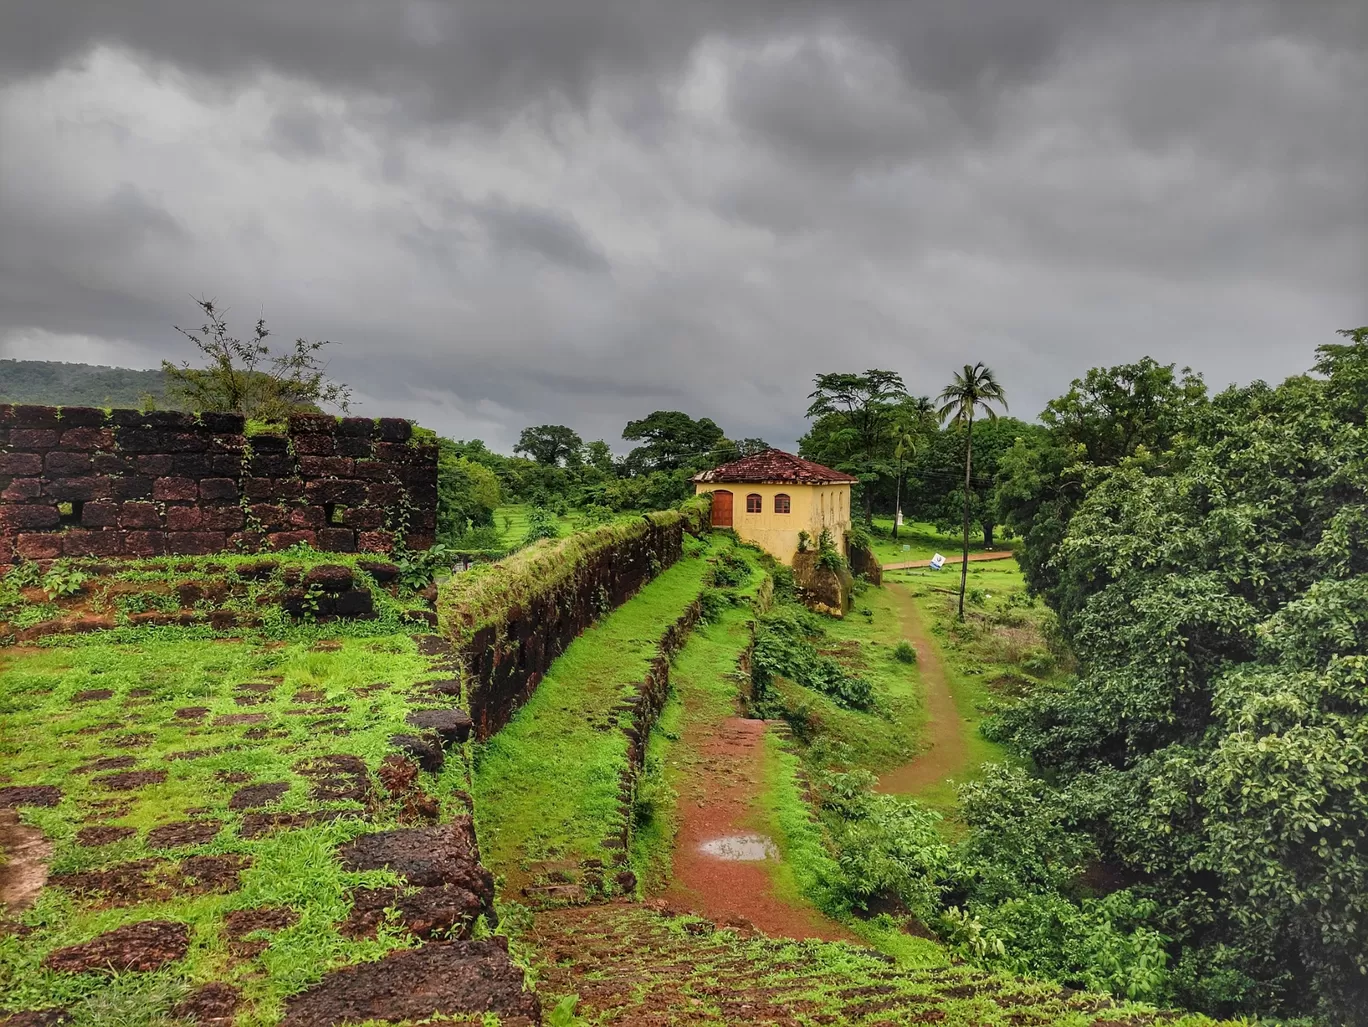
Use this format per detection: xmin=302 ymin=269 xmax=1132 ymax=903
xmin=937 ymin=364 xmax=1008 ymax=619
xmin=889 ymin=396 xmax=936 ymax=540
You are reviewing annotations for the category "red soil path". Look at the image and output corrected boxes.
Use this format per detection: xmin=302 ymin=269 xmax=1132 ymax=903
xmin=882 ymin=550 xmax=1016 ymax=571
xmin=875 ymin=583 xmax=970 ymax=795
xmin=662 ymin=716 xmax=854 ymax=942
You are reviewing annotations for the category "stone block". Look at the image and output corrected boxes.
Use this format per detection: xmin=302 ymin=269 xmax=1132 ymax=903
xmin=0 ymin=504 xmax=60 ymax=530
xmin=306 ymin=479 xmax=368 ymax=506
xmin=92 ymin=452 xmax=129 ymax=475
xmin=12 ymin=405 xmax=61 ymax=429
xmin=45 ymin=477 xmax=111 ymax=502
xmin=165 ymin=432 xmax=209 ymax=453
xmin=58 ymin=426 xmax=114 ymax=450
xmin=292 ymin=433 xmax=336 ymax=456
xmin=352 ymin=459 xmax=393 ymax=481
xmin=249 ymin=504 xmax=290 ymax=530
xmin=198 ymin=477 xmax=239 ymax=501
xmin=289 ymin=505 xmax=326 ymax=529
xmin=334 ymin=435 xmax=374 ymax=458
xmin=298 ymin=456 xmax=354 ymax=478
xmin=15 ymin=533 xmax=63 ymax=559
xmin=341 ymin=506 xmax=385 ymax=530
xmin=81 ymin=501 xmax=120 ymax=528
xmin=112 ymin=476 xmax=154 ymax=500
xmin=375 ymin=442 xmax=413 ymax=464
xmin=333 ymin=586 xmax=374 ymax=617
xmin=247 ymin=453 xmax=293 ymax=477
xmin=357 ymin=531 xmax=394 ymax=553
xmin=318 ymin=527 xmax=357 ymax=552
xmin=2 ymin=477 xmax=43 ymax=501
xmin=365 ymin=483 xmax=403 ymax=507
xmin=337 ymin=417 xmax=376 ymax=438
xmin=165 ymin=505 xmax=204 ymax=531
xmin=142 ymin=411 xmax=195 ymax=428
xmin=288 ymin=413 xmax=337 ymax=434
xmin=119 ymin=502 xmax=162 ymax=528
xmin=376 ymin=418 xmax=411 ymax=442
xmin=135 ymin=454 xmax=176 ymax=476
xmin=211 ymin=453 xmax=244 ymax=475
xmin=172 ymin=453 xmax=214 ymax=477
xmin=268 ymin=530 xmax=316 ymax=549
xmin=0 ymin=452 xmax=42 ymax=475
xmin=153 ymin=477 xmax=199 ymax=502
xmin=55 ymin=406 xmax=107 ymax=427
xmin=124 ymin=530 xmax=167 ymax=556
xmin=45 ymin=450 xmax=95 ymax=476
xmin=228 ymin=531 xmax=266 ymax=551
xmin=116 ymin=427 xmax=171 ymax=453
xmin=198 ymin=412 xmax=245 ymax=433
xmin=202 ymin=505 xmax=245 ymax=531
xmin=62 ymin=529 xmax=123 ymax=557
xmin=165 ymin=531 xmax=227 ymax=555
xmin=249 ymin=434 xmax=289 ymax=453
xmin=10 ymin=428 xmax=59 ymax=449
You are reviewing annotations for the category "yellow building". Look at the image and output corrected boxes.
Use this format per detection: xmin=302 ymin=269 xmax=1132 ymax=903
xmin=693 ymin=450 xmax=858 ymax=565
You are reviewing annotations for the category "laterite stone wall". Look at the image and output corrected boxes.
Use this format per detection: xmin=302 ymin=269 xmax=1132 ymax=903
xmin=0 ymin=405 xmax=437 ymax=563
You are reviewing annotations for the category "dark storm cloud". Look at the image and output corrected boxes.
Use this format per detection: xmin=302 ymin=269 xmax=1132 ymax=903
xmin=0 ymin=0 xmax=1364 ymax=450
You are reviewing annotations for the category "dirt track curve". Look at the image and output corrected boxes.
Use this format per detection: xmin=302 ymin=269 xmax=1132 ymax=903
xmin=875 ymin=583 xmax=969 ymax=795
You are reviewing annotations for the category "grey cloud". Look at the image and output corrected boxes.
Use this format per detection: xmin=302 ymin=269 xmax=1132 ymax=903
xmin=475 ymin=197 xmax=610 ymax=273
xmin=0 ymin=0 xmax=1363 ymax=452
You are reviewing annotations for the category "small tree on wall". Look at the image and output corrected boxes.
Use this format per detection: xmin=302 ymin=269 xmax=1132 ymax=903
xmin=164 ymin=298 xmax=352 ymax=420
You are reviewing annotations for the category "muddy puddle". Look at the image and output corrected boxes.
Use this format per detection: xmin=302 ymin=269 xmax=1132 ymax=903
xmin=698 ymin=834 xmax=778 ymax=862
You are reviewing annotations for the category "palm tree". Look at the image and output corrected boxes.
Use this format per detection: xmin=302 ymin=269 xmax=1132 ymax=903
xmin=889 ymin=397 xmax=935 ymax=540
xmin=937 ymin=364 xmax=1008 ymax=619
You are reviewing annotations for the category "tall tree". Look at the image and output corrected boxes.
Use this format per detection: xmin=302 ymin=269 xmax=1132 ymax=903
xmin=514 ymin=424 xmax=584 ymax=466
xmin=164 ymin=298 xmax=352 ymax=419
xmin=802 ymin=370 xmax=909 ymax=524
xmin=621 ymin=410 xmax=727 ymax=473
xmin=937 ymin=363 xmax=1008 ymax=619
xmin=889 ymin=396 xmax=936 ymax=539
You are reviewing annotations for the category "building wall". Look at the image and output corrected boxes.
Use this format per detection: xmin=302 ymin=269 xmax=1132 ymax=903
xmin=694 ymin=481 xmax=851 ymax=565
xmin=0 ymin=405 xmax=436 ymax=562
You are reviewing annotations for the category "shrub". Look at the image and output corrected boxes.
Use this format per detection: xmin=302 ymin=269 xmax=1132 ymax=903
xmin=893 ymin=640 xmax=917 ymax=664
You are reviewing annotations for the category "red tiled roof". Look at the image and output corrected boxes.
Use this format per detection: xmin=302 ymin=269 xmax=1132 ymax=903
xmin=693 ymin=449 xmax=859 ymax=486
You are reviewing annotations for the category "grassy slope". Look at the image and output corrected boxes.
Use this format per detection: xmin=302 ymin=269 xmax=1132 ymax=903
xmin=631 ymin=552 xmax=765 ymax=891
xmin=863 ymin=516 xmax=1003 ymax=566
xmin=0 ymin=629 xmax=462 ymax=1026
xmin=885 ymin=559 xmax=1059 ymax=812
xmin=489 ymin=504 xmax=578 ymax=547
xmin=471 ymin=533 xmax=716 ymax=890
xmin=771 ymin=580 xmax=927 ymax=774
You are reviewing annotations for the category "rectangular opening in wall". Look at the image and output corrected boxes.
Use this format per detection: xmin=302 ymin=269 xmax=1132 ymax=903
xmin=324 ymin=502 xmax=345 ymax=525
xmin=57 ymin=501 xmax=83 ymax=526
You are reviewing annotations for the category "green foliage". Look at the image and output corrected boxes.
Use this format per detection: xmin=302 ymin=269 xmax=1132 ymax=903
xmin=162 ymin=297 xmax=351 ymax=417
xmin=521 ymin=506 xmax=561 ymax=547
xmin=796 ymin=530 xmax=812 ymax=553
xmin=893 ymin=640 xmax=917 ymax=664
xmin=976 ymin=331 xmax=1368 ymax=1023
xmin=751 ymin=603 xmax=874 ymax=711
xmin=816 ymin=528 xmax=845 ymax=571
xmin=515 ymin=424 xmax=584 ymax=467
xmin=41 ymin=564 xmax=88 ymax=599
xmin=799 ymin=370 xmax=910 ymax=523
xmin=435 ymin=438 xmax=503 ymax=543
xmin=0 ymin=360 xmax=170 ymax=408
xmin=621 ymin=410 xmax=727 ymax=473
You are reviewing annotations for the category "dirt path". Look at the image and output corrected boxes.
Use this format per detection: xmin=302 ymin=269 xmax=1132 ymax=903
xmin=882 ymin=550 xmax=1015 ymax=571
xmin=876 ymin=584 xmax=970 ymax=795
xmin=662 ymin=716 xmax=854 ymax=942
xmin=0 ymin=809 xmax=52 ymax=913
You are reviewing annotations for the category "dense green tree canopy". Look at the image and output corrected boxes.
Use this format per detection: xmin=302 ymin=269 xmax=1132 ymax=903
xmin=621 ymin=410 xmax=727 ymax=473
xmin=975 ymin=330 xmax=1368 ymax=1023
xmin=514 ymin=424 xmax=584 ymax=466
xmin=800 ymin=369 xmax=910 ymax=522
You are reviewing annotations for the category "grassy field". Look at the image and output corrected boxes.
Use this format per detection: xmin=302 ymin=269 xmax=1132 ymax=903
xmin=862 ymin=516 xmax=1006 ymax=566
xmin=884 ymin=559 xmax=1062 ymax=812
xmin=770 ymin=580 xmax=928 ymax=774
xmin=0 ymin=626 xmax=469 ymax=1025
xmin=471 ymin=532 xmax=718 ymax=896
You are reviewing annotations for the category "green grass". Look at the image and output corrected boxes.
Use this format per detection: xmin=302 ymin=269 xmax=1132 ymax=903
xmin=490 ymin=504 xmax=580 ymax=547
xmin=631 ymin=556 xmax=766 ymax=890
xmin=471 ymin=533 xmax=719 ymax=892
xmin=862 ymin=516 xmax=1005 ymax=567
xmin=885 ymin=560 xmax=1060 ymax=812
xmin=773 ymin=582 xmax=927 ymax=774
xmin=0 ymin=629 xmax=465 ymax=1025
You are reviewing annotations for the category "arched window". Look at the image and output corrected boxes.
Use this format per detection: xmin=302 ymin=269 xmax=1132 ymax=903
xmin=746 ymin=493 xmax=762 ymax=514
xmin=774 ymin=493 xmax=791 ymax=514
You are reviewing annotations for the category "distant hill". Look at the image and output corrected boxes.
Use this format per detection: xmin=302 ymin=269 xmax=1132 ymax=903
xmin=0 ymin=360 xmax=174 ymax=409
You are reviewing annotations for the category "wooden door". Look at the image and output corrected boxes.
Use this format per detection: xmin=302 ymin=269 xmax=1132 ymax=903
xmin=711 ymin=490 xmax=733 ymax=527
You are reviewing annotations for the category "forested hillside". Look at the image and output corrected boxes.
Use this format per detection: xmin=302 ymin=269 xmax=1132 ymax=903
xmin=0 ymin=359 xmax=171 ymax=408
xmin=977 ymin=328 xmax=1368 ymax=1023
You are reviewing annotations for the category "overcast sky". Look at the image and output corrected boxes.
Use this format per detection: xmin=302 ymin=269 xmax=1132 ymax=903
xmin=1 ymin=1 xmax=1364 ymax=452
